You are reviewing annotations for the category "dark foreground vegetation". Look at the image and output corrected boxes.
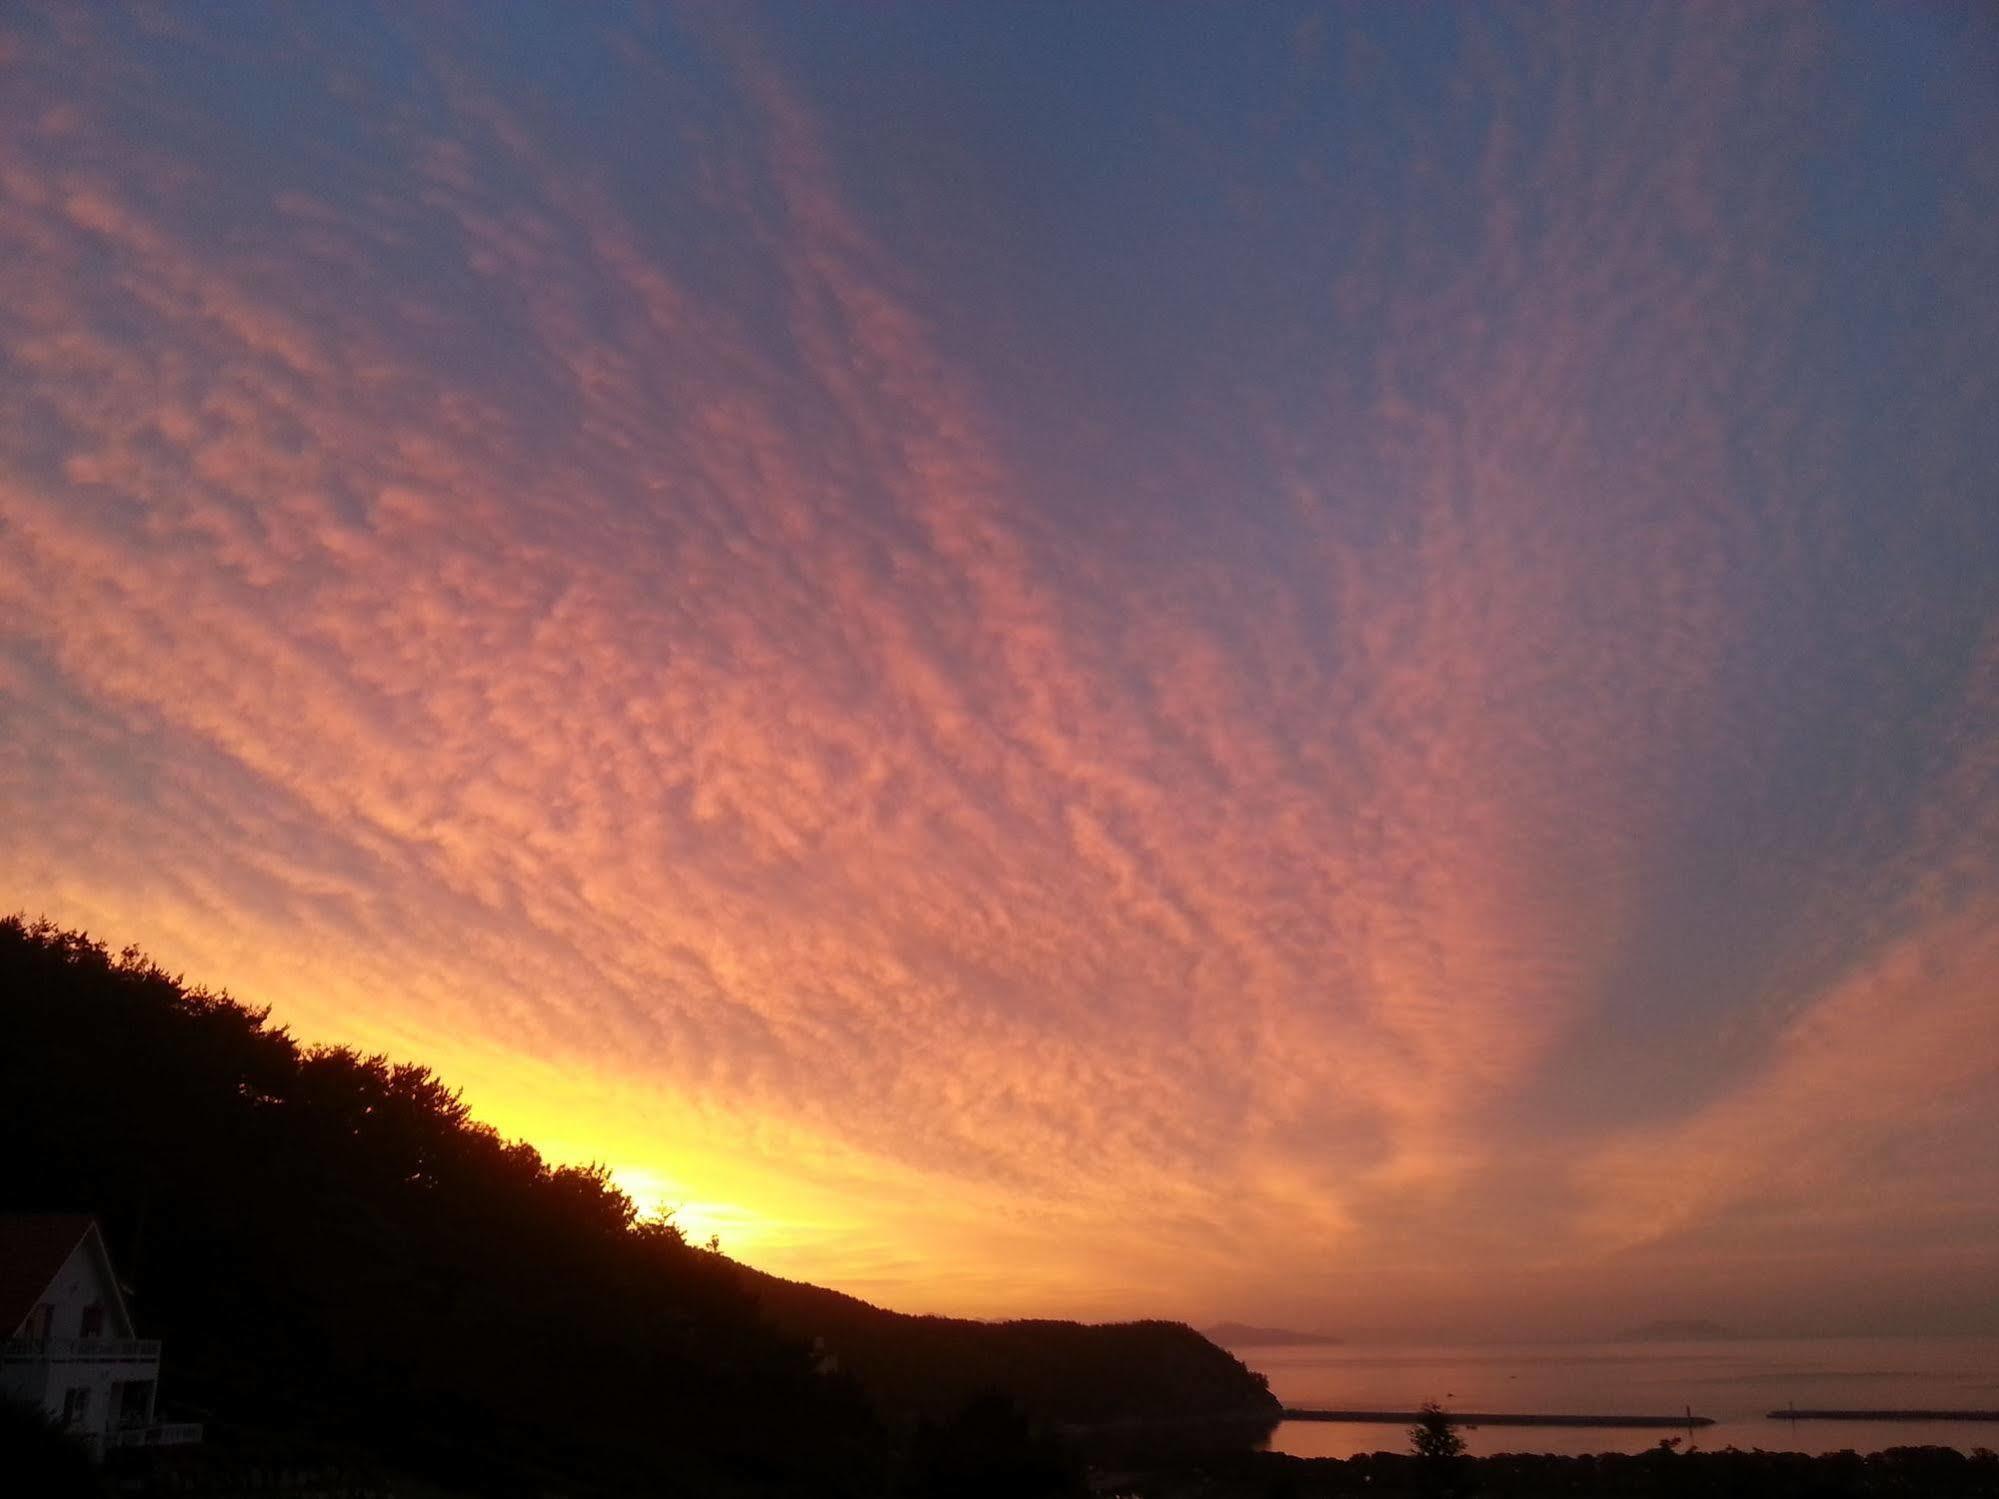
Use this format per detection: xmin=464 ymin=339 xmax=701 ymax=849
xmin=1111 ymin=1443 xmax=1999 ymax=1498
xmin=0 ymin=917 xmax=1270 ymax=1496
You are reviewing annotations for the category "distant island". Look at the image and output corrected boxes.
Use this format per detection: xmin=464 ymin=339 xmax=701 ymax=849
xmin=1204 ymin=1321 xmax=1344 ymax=1349
xmin=749 ymin=1268 xmax=1280 ymax=1430
xmin=1614 ymin=1318 xmax=1734 ymax=1342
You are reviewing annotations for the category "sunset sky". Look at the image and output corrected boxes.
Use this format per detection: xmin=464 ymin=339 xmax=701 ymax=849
xmin=3 ymin=4 xmax=1996 ymax=1341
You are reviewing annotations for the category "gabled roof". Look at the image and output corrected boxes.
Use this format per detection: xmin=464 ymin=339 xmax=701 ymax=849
xmin=0 ymin=1214 xmax=123 ymax=1337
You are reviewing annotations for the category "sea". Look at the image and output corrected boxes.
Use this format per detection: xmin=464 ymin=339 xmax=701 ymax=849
xmin=1249 ymin=1337 xmax=1999 ymax=1459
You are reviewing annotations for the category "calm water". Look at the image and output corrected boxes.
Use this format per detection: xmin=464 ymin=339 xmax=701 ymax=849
xmin=1251 ymin=1337 xmax=1999 ymax=1458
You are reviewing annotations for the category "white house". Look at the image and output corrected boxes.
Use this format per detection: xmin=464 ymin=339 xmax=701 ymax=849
xmin=0 ymin=1214 xmax=199 ymax=1458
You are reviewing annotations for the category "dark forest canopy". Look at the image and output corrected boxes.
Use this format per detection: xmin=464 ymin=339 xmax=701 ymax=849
xmin=0 ymin=916 xmax=878 ymax=1495
xmin=0 ymin=916 xmax=1271 ymax=1495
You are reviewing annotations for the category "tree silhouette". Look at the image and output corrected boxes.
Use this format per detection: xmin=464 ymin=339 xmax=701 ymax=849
xmin=904 ymin=1390 xmax=1086 ymax=1498
xmin=1409 ymin=1400 xmax=1467 ymax=1461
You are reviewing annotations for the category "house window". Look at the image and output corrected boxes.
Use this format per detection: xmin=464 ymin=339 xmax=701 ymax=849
xmin=118 ymin=1379 xmax=155 ymax=1428
xmin=61 ymin=1387 xmax=92 ymax=1427
xmin=80 ymin=1303 xmax=105 ymax=1338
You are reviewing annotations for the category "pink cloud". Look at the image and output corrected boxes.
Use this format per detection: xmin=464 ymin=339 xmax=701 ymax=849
xmin=1 ymin=1 xmax=1993 ymax=1330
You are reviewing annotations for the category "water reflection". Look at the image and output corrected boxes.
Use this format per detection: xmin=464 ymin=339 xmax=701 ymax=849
xmin=1248 ymin=1337 xmax=1999 ymax=1459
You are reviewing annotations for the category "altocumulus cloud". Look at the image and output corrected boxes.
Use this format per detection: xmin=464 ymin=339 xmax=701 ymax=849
xmin=1 ymin=3 xmax=1995 ymax=1333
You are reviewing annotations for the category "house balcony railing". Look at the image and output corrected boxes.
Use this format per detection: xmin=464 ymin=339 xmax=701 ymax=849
xmin=106 ymin=1422 xmax=203 ymax=1449
xmin=0 ymin=1336 xmax=162 ymax=1363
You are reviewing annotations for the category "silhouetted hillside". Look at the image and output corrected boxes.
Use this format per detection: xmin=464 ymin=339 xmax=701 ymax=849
xmin=744 ymin=1267 xmax=1279 ymax=1430
xmin=0 ymin=917 xmax=1275 ymax=1494
xmin=0 ymin=917 xmax=881 ymax=1495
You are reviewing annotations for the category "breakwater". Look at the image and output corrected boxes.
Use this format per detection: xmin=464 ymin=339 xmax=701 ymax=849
xmin=1282 ymin=1408 xmax=1712 ymax=1429
xmin=1767 ymin=1409 xmax=1999 ymax=1422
